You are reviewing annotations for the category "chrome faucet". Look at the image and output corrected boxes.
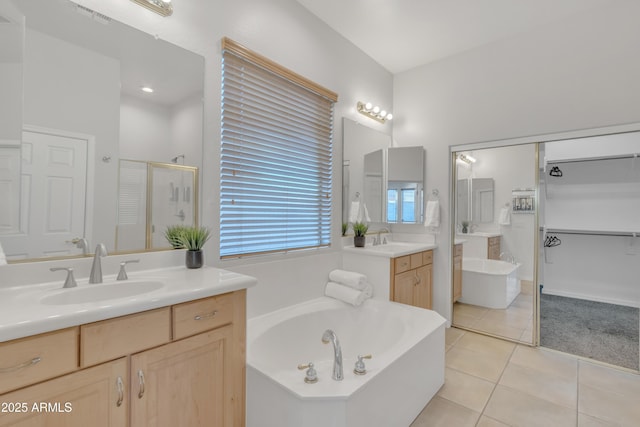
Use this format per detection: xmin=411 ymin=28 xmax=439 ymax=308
xmin=500 ymin=251 xmax=515 ymax=264
xmin=372 ymin=228 xmax=390 ymax=246
xmin=321 ymin=329 xmax=343 ymax=381
xmin=89 ymin=243 xmax=108 ymax=284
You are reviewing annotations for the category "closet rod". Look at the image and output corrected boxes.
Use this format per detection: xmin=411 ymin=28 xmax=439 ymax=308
xmin=546 ymin=153 xmax=638 ymax=165
xmin=543 ymin=228 xmax=639 ymax=237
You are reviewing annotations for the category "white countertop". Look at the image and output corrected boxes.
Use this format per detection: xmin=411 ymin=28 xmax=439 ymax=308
xmin=0 ymin=266 xmax=257 ymax=342
xmin=343 ymin=241 xmax=437 ymax=258
xmin=456 ymin=232 xmax=502 ymax=238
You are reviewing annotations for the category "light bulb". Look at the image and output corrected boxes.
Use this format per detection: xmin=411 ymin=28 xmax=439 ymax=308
xmin=364 ymin=102 xmax=373 ymax=111
xmin=373 ymin=106 xmax=380 ymax=114
xmin=386 ymin=113 xmax=393 ymax=121
xmin=380 ymin=110 xmax=387 ymax=118
xmin=141 ymin=86 xmax=154 ymax=93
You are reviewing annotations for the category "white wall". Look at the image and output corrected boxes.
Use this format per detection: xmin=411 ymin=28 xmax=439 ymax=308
xmin=393 ymin=1 xmax=640 ymax=320
xmin=75 ymin=0 xmax=393 ymax=317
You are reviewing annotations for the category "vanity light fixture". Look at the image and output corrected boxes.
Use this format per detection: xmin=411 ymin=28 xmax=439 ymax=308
xmin=457 ymin=153 xmax=477 ymax=165
xmin=357 ymin=101 xmax=393 ymax=123
xmin=130 ymin=0 xmax=173 ymax=17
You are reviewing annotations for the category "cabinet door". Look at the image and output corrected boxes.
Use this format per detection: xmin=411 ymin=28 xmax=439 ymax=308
xmin=0 ymin=358 xmax=127 ymax=427
xmin=130 ymin=326 xmax=232 ymax=427
xmin=414 ymin=265 xmax=432 ymax=309
xmin=393 ymin=269 xmax=419 ymax=306
xmin=453 ymin=255 xmax=462 ymax=302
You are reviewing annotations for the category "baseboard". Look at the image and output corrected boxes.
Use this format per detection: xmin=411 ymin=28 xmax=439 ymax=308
xmin=541 ymin=289 xmax=638 ymax=308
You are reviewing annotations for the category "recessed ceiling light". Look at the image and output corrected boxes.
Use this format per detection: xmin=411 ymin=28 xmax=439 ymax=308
xmin=141 ymin=86 xmax=154 ymax=93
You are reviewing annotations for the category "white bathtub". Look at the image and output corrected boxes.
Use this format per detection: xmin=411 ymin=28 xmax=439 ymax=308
xmin=459 ymin=258 xmax=521 ymax=309
xmin=246 ymin=297 xmax=446 ymax=427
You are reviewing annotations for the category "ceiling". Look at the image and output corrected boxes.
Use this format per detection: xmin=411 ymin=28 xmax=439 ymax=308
xmin=295 ymin=0 xmax=617 ymax=74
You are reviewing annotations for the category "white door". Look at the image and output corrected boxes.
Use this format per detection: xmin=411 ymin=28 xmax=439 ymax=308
xmin=2 ymin=130 xmax=88 ymax=260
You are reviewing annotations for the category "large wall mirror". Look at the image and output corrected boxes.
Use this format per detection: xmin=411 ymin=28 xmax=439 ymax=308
xmin=0 ymin=0 xmax=204 ymax=262
xmin=451 ymin=144 xmax=538 ymax=345
xmin=342 ymin=117 xmax=425 ymax=227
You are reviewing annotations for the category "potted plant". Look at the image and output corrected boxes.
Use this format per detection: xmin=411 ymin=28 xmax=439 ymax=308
xmin=179 ymin=226 xmax=211 ymax=269
xmin=352 ymin=221 xmax=368 ymax=247
xmin=461 ymin=221 xmax=469 ymax=234
xmin=341 ymin=222 xmax=348 ymax=237
xmin=164 ymin=225 xmax=187 ymax=249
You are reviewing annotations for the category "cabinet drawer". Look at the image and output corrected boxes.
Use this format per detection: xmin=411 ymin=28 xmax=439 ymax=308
xmin=394 ymin=255 xmax=411 ymax=273
xmin=81 ymin=308 xmax=170 ymax=367
xmin=0 ymin=327 xmax=78 ymax=394
xmin=454 ymin=244 xmax=463 ymax=257
xmin=422 ymin=250 xmax=433 ymax=265
xmin=488 ymin=236 xmax=500 ymax=247
xmin=173 ymin=293 xmax=235 ymax=340
xmin=410 ymin=253 xmax=423 ymax=269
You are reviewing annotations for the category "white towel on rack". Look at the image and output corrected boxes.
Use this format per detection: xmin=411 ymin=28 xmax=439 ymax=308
xmin=348 ymin=201 xmax=370 ymax=223
xmin=498 ymin=207 xmax=511 ymax=226
xmin=0 ymin=241 xmax=6 ymax=266
xmin=324 ymin=282 xmax=371 ymax=306
xmin=424 ymin=200 xmax=440 ymax=227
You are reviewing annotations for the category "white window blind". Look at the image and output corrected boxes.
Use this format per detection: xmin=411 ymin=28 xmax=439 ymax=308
xmin=220 ymin=38 xmax=338 ymax=258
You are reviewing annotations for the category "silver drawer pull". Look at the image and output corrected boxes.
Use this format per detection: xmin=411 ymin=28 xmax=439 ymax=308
xmin=0 ymin=356 xmax=41 ymax=373
xmin=194 ymin=310 xmax=218 ymax=321
xmin=137 ymin=369 xmax=145 ymax=399
xmin=116 ymin=376 xmax=124 ymax=407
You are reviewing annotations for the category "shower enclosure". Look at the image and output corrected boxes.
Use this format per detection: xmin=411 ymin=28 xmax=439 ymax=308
xmin=116 ymin=160 xmax=198 ymax=252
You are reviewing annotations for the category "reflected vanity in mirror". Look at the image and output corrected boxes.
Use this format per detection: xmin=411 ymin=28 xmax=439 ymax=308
xmin=343 ymin=118 xmax=425 ymax=227
xmin=0 ymin=0 xmax=204 ymax=262
xmin=452 ymin=144 xmax=537 ymax=345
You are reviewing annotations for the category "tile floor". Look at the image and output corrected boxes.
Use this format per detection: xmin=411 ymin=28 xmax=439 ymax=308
xmin=453 ymin=281 xmax=534 ymax=343
xmin=410 ymin=328 xmax=640 ymax=427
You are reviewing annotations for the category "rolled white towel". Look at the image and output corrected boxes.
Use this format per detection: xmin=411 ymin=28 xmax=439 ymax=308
xmin=325 ymin=282 xmax=368 ymax=306
xmin=329 ymin=269 xmax=368 ymax=290
xmin=0 ymin=242 xmax=6 ymax=266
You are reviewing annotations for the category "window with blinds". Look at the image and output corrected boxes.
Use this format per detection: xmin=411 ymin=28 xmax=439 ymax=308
xmin=220 ymin=38 xmax=338 ymax=258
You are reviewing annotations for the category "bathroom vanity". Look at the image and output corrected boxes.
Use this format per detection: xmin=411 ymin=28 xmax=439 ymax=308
xmin=343 ymin=242 xmax=437 ymax=309
xmin=0 ymin=267 xmax=256 ymax=427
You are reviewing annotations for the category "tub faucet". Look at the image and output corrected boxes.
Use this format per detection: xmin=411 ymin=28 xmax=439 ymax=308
xmin=500 ymin=251 xmax=515 ymax=264
xmin=89 ymin=243 xmax=108 ymax=284
xmin=321 ymin=329 xmax=343 ymax=381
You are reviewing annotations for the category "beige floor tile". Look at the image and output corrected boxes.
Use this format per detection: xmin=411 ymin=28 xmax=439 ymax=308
xmin=446 ymin=346 xmax=509 ymax=382
xmin=510 ymin=345 xmax=578 ymax=381
xmin=578 ymin=413 xmax=619 ymax=427
xmin=499 ymin=362 xmax=577 ymax=409
xmin=445 ymin=327 xmax=465 ymax=347
xmin=484 ymin=385 xmax=577 ymax=427
xmin=520 ymin=280 xmax=534 ymax=295
xmin=453 ymin=313 xmax=480 ymax=329
xmin=579 ymin=382 xmax=640 ymax=426
xmin=455 ymin=330 xmax=516 ymax=358
xmin=480 ymin=308 xmax=532 ymax=328
xmin=410 ymin=396 xmax=480 ymax=427
xmin=473 ymin=318 xmax=528 ymax=341
xmin=437 ymin=367 xmax=495 ymax=412
xmin=454 ymin=303 xmax=489 ymax=319
xmin=579 ymin=360 xmax=640 ymax=395
xmin=476 ymin=416 xmax=512 ymax=427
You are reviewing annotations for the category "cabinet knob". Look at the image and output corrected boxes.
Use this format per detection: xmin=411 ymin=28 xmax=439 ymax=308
xmin=137 ymin=369 xmax=145 ymax=399
xmin=116 ymin=376 xmax=124 ymax=407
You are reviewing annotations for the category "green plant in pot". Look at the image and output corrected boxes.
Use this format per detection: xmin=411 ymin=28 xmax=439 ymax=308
xmin=179 ymin=226 xmax=211 ymax=269
xmin=342 ymin=222 xmax=348 ymax=237
xmin=352 ymin=221 xmax=368 ymax=247
xmin=164 ymin=225 xmax=188 ymax=249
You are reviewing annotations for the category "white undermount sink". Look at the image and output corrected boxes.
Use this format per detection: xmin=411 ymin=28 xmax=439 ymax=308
xmin=40 ymin=280 xmax=165 ymax=305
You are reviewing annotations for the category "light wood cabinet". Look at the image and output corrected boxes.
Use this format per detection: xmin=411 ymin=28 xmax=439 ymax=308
xmin=487 ymin=236 xmax=501 ymax=260
xmin=453 ymin=244 xmax=463 ymax=302
xmin=0 ymin=357 xmax=127 ymax=427
xmin=0 ymin=289 xmax=246 ymax=427
xmin=390 ymin=250 xmax=433 ymax=309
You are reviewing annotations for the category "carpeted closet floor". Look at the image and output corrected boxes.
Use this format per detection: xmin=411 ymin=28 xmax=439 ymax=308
xmin=540 ymin=293 xmax=639 ymax=370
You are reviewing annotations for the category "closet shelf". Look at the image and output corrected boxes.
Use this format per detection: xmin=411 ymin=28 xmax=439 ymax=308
xmin=540 ymin=227 xmax=639 ymax=237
